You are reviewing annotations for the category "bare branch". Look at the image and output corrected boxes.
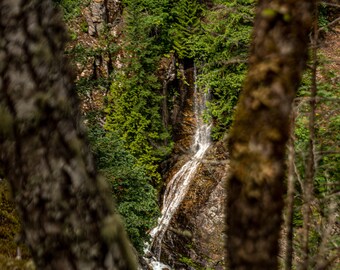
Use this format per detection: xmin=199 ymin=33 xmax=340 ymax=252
xmin=320 ymin=1 xmax=340 ymax=9
xmin=318 ymin=16 xmax=340 ymax=33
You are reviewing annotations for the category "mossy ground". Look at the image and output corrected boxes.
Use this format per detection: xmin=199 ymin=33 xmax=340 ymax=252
xmin=0 ymin=180 xmax=34 ymax=269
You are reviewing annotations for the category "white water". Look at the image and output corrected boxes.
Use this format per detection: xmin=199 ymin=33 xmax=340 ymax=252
xmin=146 ymin=67 xmax=211 ymax=269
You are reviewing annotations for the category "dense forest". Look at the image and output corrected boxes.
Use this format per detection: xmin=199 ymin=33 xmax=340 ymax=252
xmin=0 ymin=0 xmax=339 ymax=269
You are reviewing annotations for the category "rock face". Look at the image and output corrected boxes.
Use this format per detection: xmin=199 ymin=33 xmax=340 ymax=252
xmin=85 ymin=0 xmax=122 ymax=36
xmin=157 ymin=62 xmax=229 ymax=269
xmin=72 ymin=2 xmax=229 ymax=268
xmin=69 ymin=0 xmax=124 ymax=113
xmin=160 ymin=140 xmax=228 ymax=269
xmin=171 ymin=61 xmax=197 ymax=155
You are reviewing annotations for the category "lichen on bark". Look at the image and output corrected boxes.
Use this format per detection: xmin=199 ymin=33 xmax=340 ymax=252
xmin=0 ymin=0 xmax=136 ymax=269
xmin=226 ymin=0 xmax=317 ymax=269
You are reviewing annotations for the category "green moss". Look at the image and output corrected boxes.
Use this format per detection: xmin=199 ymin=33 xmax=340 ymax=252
xmin=283 ymin=13 xmax=291 ymax=22
xmin=0 ymin=255 xmax=35 ymax=270
xmin=179 ymin=256 xmax=200 ymax=269
xmin=69 ymin=30 xmax=78 ymax=41
xmin=262 ymin=9 xmax=277 ymax=18
xmin=80 ymin=20 xmax=89 ymax=33
xmin=179 ymin=255 xmax=215 ymax=270
xmin=0 ymin=181 xmax=32 ymax=265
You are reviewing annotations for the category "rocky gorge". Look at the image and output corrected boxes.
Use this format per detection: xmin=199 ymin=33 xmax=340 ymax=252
xmin=147 ymin=64 xmax=229 ymax=269
xmin=70 ymin=1 xmax=229 ymax=268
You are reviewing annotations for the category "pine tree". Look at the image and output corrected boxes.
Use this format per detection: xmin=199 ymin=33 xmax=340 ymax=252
xmin=171 ymin=0 xmax=202 ymax=59
xmin=105 ymin=0 xmax=172 ymax=183
xmin=196 ymin=0 xmax=255 ymax=140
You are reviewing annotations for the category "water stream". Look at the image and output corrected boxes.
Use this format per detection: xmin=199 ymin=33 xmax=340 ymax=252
xmin=145 ymin=67 xmax=211 ymax=269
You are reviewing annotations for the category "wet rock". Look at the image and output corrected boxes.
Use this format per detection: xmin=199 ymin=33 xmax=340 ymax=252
xmin=160 ymin=140 xmax=229 ymax=269
xmin=154 ymin=57 xmax=229 ymax=268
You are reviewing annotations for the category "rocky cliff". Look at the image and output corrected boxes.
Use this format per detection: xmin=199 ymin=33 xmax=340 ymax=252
xmin=158 ymin=67 xmax=229 ymax=269
xmin=69 ymin=1 xmax=229 ymax=268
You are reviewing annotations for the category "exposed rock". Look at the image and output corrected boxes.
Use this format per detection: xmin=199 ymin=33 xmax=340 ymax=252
xmin=84 ymin=0 xmax=122 ymax=36
xmin=106 ymin=0 xmax=123 ymax=25
xmin=73 ymin=2 xmax=229 ymax=268
xmin=85 ymin=0 xmax=106 ymax=36
xmin=152 ymin=55 xmax=230 ymax=268
xmin=69 ymin=0 xmax=124 ymax=114
xmin=171 ymin=62 xmax=197 ymax=155
xmin=163 ymin=139 xmax=229 ymax=269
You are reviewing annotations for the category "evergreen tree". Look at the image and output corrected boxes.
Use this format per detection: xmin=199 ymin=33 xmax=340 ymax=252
xmin=196 ymin=0 xmax=255 ymax=139
xmin=170 ymin=0 xmax=202 ymax=59
xmin=88 ymin=126 xmax=160 ymax=252
xmin=105 ymin=0 xmax=172 ymax=183
xmin=40 ymin=0 xmax=163 ymax=253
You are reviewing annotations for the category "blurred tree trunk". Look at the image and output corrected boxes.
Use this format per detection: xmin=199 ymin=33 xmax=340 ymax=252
xmin=0 ymin=0 xmax=136 ymax=269
xmin=284 ymin=107 xmax=297 ymax=270
xmin=301 ymin=9 xmax=318 ymax=269
xmin=226 ymin=0 xmax=317 ymax=269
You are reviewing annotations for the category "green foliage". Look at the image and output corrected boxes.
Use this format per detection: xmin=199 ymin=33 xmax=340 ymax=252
xmin=88 ymin=126 xmax=160 ymax=252
xmin=59 ymin=0 xmax=165 ymax=252
xmin=52 ymin=0 xmax=85 ymax=21
xmin=179 ymin=256 xmax=214 ymax=270
xmin=0 ymin=181 xmax=32 ymax=265
xmin=294 ymin=56 xmax=340 ymax=198
xmin=179 ymin=256 xmax=201 ymax=269
xmin=0 ymin=181 xmax=20 ymax=257
xmin=170 ymin=0 xmax=202 ymax=59
xmin=292 ymin=52 xmax=340 ymax=263
xmin=196 ymin=0 xmax=254 ymax=139
xmin=318 ymin=2 xmax=331 ymax=30
xmin=105 ymin=0 xmax=173 ymax=183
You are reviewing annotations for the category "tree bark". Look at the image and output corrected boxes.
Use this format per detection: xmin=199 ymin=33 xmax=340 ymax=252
xmin=226 ymin=1 xmax=317 ymax=269
xmin=0 ymin=0 xmax=136 ymax=269
xmin=301 ymin=8 xmax=319 ymax=269
xmin=284 ymin=106 xmax=297 ymax=270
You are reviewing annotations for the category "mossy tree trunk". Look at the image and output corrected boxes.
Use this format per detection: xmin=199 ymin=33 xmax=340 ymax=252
xmin=226 ymin=1 xmax=317 ymax=269
xmin=0 ymin=0 xmax=136 ymax=269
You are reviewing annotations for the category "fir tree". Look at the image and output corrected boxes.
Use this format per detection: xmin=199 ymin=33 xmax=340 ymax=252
xmin=170 ymin=0 xmax=202 ymax=59
xmin=105 ymin=0 xmax=172 ymax=183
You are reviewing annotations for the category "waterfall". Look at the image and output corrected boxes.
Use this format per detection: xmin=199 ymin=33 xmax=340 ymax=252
xmin=145 ymin=66 xmax=211 ymax=269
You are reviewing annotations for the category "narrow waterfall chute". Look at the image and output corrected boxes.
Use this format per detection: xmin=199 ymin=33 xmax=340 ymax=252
xmin=146 ymin=65 xmax=211 ymax=268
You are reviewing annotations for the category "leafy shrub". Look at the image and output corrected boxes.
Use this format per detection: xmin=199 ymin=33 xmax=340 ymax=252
xmin=105 ymin=0 xmax=173 ymax=183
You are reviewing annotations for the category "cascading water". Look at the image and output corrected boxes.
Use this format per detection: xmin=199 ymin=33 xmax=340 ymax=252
xmin=145 ymin=66 xmax=211 ymax=269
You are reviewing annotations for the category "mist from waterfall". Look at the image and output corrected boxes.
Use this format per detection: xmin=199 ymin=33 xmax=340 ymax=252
xmin=146 ymin=66 xmax=211 ymax=269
